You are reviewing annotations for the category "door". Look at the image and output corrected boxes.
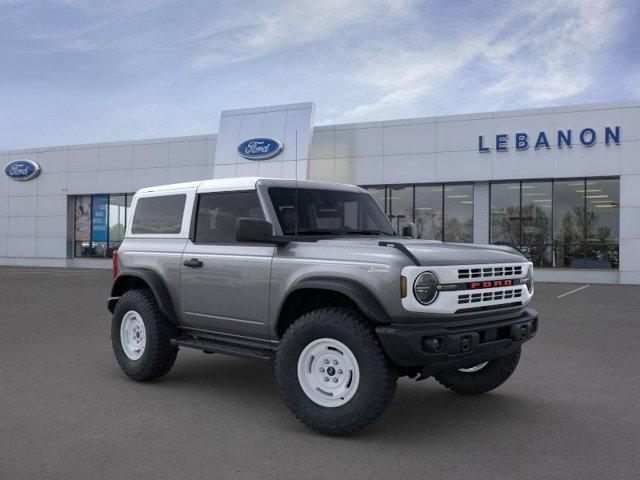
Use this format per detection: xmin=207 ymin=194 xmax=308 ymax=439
xmin=180 ymin=190 xmax=275 ymax=338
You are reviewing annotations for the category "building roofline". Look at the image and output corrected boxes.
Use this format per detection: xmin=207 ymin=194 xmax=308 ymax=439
xmin=2 ymin=98 xmax=638 ymax=154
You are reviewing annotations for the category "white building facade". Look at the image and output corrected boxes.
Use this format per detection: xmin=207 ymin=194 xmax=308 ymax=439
xmin=1 ymin=100 xmax=639 ymax=284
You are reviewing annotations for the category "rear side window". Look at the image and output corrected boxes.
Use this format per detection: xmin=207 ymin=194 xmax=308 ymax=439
xmin=131 ymin=194 xmax=186 ymax=234
xmin=195 ymin=191 xmax=263 ymax=244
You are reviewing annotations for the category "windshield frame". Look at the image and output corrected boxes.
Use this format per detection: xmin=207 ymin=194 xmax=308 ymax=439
xmin=266 ymin=186 xmax=395 ymax=238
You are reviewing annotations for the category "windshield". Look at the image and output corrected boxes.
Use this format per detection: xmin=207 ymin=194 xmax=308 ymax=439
xmin=268 ymin=187 xmax=395 ymax=236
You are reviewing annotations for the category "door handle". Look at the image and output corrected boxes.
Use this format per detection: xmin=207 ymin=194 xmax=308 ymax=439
xmin=183 ymin=258 xmax=203 ymax=268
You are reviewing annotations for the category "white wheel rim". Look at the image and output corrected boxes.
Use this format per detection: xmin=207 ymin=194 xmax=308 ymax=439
xmin=297 ymin=338 xmax=360 ymax=408
xmin=120 ymin=310 xmax=147 ymax=361
xmin=458 ymin=362 xmax=488 ymax=373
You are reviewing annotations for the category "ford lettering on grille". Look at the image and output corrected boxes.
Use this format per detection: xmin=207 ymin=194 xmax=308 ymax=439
xmin=468 ymin=279 xmax=513 ymax=289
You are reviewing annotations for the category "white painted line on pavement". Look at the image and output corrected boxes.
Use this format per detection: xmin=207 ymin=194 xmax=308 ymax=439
xmin=0 ymin=270 xmax=104 ymax=275
xmin=52 ymin=272 xmax=108 ymax=276
xmin=557 ymin=284 xmax=590 ymax=298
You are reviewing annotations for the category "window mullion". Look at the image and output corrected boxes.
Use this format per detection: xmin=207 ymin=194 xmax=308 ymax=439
xmin=518 ymin=181 xmax=522 ymax=247
xmin=441 ymin=184 xmax=445 ymax=242
xmin=583 ymin=178 xmax=588 ymax=268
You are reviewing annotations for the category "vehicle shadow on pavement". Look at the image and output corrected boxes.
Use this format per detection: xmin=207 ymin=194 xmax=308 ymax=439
xmin=142 ymin=351 xmax=546 ymax=439
xmin=377 ymin=380 xmax=543 ymax=437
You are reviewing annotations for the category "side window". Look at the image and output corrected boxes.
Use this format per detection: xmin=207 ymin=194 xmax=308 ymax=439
xmin=195 ymin=191 xmax=264 ymax=244
xmin=131 ymin=194 xmax=186 ymax=234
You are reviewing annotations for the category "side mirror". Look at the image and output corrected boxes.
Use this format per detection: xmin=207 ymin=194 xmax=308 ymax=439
xmin=401 ymin=222 xmax=417 ymax=239
xmin=236 ymin=218 xmax=274 ymax=243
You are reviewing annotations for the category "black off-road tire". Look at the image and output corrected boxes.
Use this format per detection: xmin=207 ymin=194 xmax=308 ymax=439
xmin=111 ymin=289 xmax=179 ymax=382
xmin=275 ymin=307 xmax=398 ymax=435
xmin=434 ymin=347 xmax=521 ymax=395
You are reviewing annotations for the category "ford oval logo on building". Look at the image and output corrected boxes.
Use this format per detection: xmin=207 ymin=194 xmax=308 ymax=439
xmin=4 ymin=159 xmax=41 ymax=181
xmin=237 ymin=137 xmax=283 ymax=160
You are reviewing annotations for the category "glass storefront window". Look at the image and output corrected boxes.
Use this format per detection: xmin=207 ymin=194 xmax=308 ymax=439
xmin=490 ymin=183 xmax=520 ymax=245
xmin=92 ymin=242 xmax=108 ymax=258
xmin=414 ymin=185 xmax=442 ymax=240
xmin=91 ymin=194 xmax=109 ymax=257
xmin=108 ymin=195 xmax=127 ymax=256
xmin=553 ymin=180 xmax=586 ymax=246
xmin=365 ymin=184 xmax=473 ymax=243
xmin=388 ymin=185 xmax=413 ymax=234
xmin=490 ymin=178 xmax=620 ymax=269
xmin=585 ymin=178 xmax=619 ymax=269
xmin=521 ymin=181 xmax=552 ymax=267
xmin=553 ymin=180 xmax=587 ymax=267
xmin=553 ymin=244 xmax=585 ymax=268
xmin=362 ymin=183 xmax=474 ymax=242
xmin=109 ymin=195 xmax=126 ymax=241
xmin=585 ymin=179 xmax=619 ymax=243
xmin=74 ymin=193 xmax=134 ymax=259
xmin=74 ymin=196 xmax=92 ymax=258
xmin=444 ymin=184 xmax=473 ymax=243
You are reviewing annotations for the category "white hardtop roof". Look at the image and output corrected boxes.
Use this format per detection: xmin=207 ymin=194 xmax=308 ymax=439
xmin=136 ymin=177 xmax=363 ymax=194
xmin=137 ymin=177 xmax=262 ymax=194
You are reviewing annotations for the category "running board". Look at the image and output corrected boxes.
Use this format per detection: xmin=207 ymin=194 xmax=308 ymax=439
xmin=171 ymin=337 xmax=274 ymax=363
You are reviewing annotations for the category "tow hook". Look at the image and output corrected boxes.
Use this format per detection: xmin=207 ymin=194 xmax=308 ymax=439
xmin=511 ymin=322 xmax=531 ymax=341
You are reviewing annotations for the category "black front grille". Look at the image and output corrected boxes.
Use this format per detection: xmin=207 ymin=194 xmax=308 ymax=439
xmin=458 ymin=265 xmax=523 ymax=279
xmin=458 ymin=288 xmax=523 ymax=304
xmin=454 ymin=302 xmax=523 ymax=314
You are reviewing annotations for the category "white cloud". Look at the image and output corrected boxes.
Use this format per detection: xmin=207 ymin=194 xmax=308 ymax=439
xmin=339 ymin=85 xmax=429 ymax=121
xmin=0 ymin=0 xmax=634 ymax=149
xmin=191 ymin=0 xmax=414 ymax=69
xmin=334 ymin=0 xmax=625 ymax=122
xmin=482 ymin=0 xmax=621 ymax=105
xmin=337 ymin=35 xmax=494 ymax=121
xmin=51 ymin=0 xmax=172 ymax=13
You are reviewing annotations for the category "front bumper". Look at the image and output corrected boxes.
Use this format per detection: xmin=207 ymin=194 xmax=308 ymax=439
xmin=375 ymin=308 xmax=538 ymax=372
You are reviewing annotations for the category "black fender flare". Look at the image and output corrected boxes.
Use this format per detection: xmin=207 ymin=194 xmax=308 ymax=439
xmin=108 ymin=268 xmax=178 ymax=323
xmin=279 ymin=277 xmax=391 ymax=326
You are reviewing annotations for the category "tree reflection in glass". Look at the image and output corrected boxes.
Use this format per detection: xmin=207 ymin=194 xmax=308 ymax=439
xmin=490 ymin=183 xmax=520 ymax=245
xmin=521 ymin=182 xmax=552 ymax=266
xmin=415 ymin=185 xmax=442 ymax=240
xmin=388 ymin=185 xmax=413 ymax=234
xmin=444 ymin=184 xmax=473 ymax=243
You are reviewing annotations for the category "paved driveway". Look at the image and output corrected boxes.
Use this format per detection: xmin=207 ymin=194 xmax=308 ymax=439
xmin=1 ymin=267 xmax=639 ymax=479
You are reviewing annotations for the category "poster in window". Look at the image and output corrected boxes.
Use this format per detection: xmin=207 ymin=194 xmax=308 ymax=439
xmin=92 ymin=194 xmax=108 ymax=242
xmin=75 ymin=196 xmax=91 ymax=241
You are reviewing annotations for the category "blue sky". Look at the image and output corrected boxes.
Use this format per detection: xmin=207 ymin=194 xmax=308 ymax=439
xmin=1 ymin=0 xmax=639 ymax=150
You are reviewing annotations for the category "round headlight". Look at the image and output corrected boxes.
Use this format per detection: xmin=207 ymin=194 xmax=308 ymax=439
xmin=414 ymin=271 xmax=439 ymax=305
xmin=523 ymin=267 xmax=534 ymax=293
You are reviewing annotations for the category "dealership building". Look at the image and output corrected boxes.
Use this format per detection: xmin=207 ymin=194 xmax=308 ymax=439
xmin=1 ymin=100 xmax=639 ymax=284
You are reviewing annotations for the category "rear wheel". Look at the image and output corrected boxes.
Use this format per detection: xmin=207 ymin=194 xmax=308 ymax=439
xmin=111 ymin=289 xmax=178 ymax=381
xmin=434 ymin=347 xmax=521 ymax=395
xmin=275 ymin=307 xmax=397 ymax=435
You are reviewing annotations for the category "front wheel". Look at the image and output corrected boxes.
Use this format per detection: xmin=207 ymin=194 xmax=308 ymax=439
xmin=111 ymin=289 xmax=178 ymax=382
xmin=434 ymin=347 xmax=521 ymax=395
xmin=275 ymin=307 xmax=398 ymax=435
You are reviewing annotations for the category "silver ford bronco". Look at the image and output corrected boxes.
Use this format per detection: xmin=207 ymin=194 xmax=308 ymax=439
xmin=108 ymin=177 xmax=538 ymax=435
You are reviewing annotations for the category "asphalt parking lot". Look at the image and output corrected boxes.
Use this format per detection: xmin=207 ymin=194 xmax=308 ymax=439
xmin=1 ymin=267 xmax=639 ymax=479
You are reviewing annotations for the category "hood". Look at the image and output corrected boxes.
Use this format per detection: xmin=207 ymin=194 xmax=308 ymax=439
xmin=315 ymin=237 xmax=527 ymax=266
xmin=394 ymin=239 xmax=526 ymax=266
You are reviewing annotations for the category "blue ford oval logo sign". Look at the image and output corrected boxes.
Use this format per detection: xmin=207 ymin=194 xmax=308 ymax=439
xmin=4 ymin=159 xmax=41 ymax=181
xmin=237 ymin=137 xmax=283 ymax=160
